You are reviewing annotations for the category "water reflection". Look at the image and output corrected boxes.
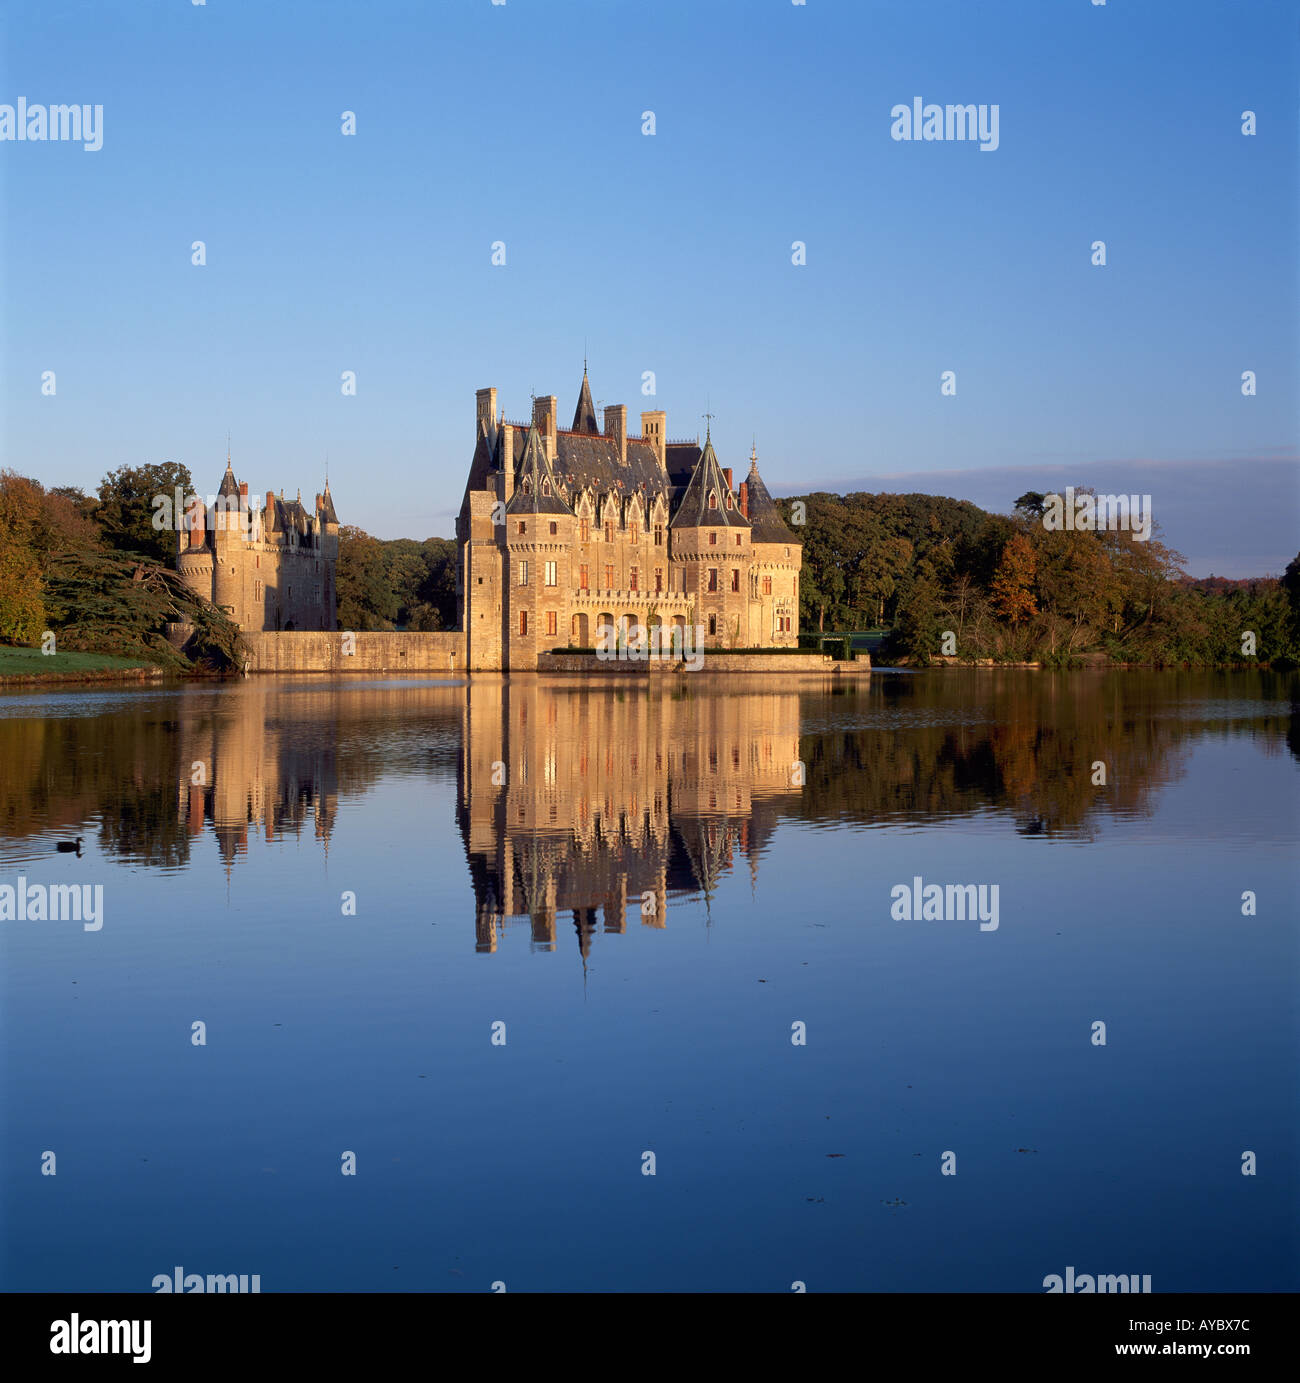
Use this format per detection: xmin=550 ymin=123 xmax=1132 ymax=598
xmin=0 ymin=671 xmax=1295 ymax=924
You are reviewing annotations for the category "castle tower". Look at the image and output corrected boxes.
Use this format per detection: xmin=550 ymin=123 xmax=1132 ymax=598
xmin=668 ymin=425 xmax=750 ymax=647
xmin=743 ymin=446 xmax=801 ymax=646
xmin=211 ymin=458 xmax=244 ymax=618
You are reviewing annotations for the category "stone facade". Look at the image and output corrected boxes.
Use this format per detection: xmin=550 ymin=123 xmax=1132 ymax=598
xmin=456 ymin=370 xmax=802 ymax=670
xmin=176 ymin=459 xmax=339 ymax=632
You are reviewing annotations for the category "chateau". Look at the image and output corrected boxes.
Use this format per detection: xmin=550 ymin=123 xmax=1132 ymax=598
xmin=176 ymin=459 xmax=339 ymax=632
xmin=456 ymin=368 xmax=802 ymax=670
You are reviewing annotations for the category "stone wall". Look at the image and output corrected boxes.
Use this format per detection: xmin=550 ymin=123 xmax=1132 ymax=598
xmin=536 ymin=651 xmax=869 ymax=675
xmin=242 ymin=630 xmax=465 ymax=673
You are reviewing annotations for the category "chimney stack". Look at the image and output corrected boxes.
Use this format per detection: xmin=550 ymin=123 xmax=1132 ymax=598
xmin=533 ymin=394 xmax=557 ymax=461
xmin=604 ymin=404 xmax=627 ymax=464
xmin=476 ymin=387 xmax=498 ymax=443
xmin=500 ymin=423 xmax=515 ymax=502
xmin=239 ymin=481 xmax=248 ymax=498
xmin=641 ymin=410 xmax=666 ymax=468
xmin=739 ymin=481 xmax=749 ymax=518
xmin=723 ymin=467 xmax=733 ymax=491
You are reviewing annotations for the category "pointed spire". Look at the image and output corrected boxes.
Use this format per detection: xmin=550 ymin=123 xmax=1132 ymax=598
xmin=572 ymin=364 xmax=599 ymax=434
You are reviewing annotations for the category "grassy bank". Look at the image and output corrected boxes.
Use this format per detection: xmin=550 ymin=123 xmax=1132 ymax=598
xmin=0 ymin=646 xmax=162 ymax=682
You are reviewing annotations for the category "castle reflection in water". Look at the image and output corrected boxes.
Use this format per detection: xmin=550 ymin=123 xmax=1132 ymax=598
xmin=171 ymin=677 xmax=801 ymax=956
xmin=5 ymin=671 xmax=1279 ymax=953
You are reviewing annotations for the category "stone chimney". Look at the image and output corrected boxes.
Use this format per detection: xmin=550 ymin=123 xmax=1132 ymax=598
xmin=739 ymin=481 xmax=749 ymax=518
xmin=186 ymin=493 xmax=205 ymax=547
xmin=239 ymin=481 xmax=248 ymax=498
xmin=604 ymin=404 xmax=627 ymax=464
xmin=476 ymin=387 xmax=498 ymax=443
xmin=533 ymin=394 xmax=557 ymax=461
xmin=500 ymin=423 xmax=515 ymax=502
xmin=723 ymin=468 xmax=733 ymax=492
xmin=641 ymin=409 xmax=666 ymax=468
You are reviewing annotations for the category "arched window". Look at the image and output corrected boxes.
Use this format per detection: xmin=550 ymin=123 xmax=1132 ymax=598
xmin=522 ymin=477 xmax=532 ymax=495
xmin=709 ymin=492 xmax=718 ymax=510
xmin=542 ymin=478 xmax=550 ymax=496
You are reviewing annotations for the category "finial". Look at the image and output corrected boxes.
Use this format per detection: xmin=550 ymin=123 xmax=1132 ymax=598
xmin=751 ymin=436 xmax=757 ymax=464
xmin=702 ymin=408 xmax=715 ymax=442
xmin=324 ymin=452 xmax=329 ymax=490
xmin=226 ymin=430 xmax=232 ymax=467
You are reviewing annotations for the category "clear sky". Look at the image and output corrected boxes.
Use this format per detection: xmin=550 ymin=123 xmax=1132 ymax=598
xmin=2 ymin=0 xmax=1296 ymax=575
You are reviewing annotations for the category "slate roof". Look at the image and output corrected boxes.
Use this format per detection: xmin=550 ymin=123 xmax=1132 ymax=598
xmin=504 ymin=423 xmax=575 ymax=516
xmin=669 ymin=434 xmax=750 ymax=530
xmin=318 ymin=483 xmax=339 ymax=526
xmin=218 ymin=462 xmax=239 ymax=498
xmin=665 ymin=443 xmax=701 ymax=491
xmin=744 ymin=459 xmax=795 ymax=543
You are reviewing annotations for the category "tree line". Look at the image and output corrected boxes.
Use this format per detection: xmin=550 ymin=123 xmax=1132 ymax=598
xmin=777 ymin=489 xmax=1300 ymax=667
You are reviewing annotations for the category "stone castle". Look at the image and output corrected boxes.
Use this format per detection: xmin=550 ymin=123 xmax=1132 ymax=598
xmin=176 ymin=458 xmax=339 ymax=632
xmin=456 ymin=368 xmax=802 ymax=669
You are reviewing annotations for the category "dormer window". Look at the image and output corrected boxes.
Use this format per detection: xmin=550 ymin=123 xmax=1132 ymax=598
xmin=522 ymin=477 xmax=532 ymax=495
xmin=709 ymin=492 xmax=718 ymax=510
xmin=542 ymin=478 xmax=550 ymax=496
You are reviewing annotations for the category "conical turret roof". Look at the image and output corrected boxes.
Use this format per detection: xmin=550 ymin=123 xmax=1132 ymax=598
xmin=571 ymin=367 xmax=599 ymax=434
xmin=669 ymin=431 xmax=749 ymax=530
xmin=744 ymin=452 xmax=795 ymax=543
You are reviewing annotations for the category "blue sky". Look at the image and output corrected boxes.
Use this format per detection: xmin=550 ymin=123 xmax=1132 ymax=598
xmin=2 ymin=0 xmax=1296 ymax=574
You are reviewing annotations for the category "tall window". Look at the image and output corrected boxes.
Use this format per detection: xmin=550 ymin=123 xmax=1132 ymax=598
xmin=518 ymin=561 xmax=530 ymax=586
xmin=580 ymin=518 xmax=589 ymax=542
xmin=709 ymin=531 xmax=717 ymax=546
xmin=605 ymin=520 xmax=614 ymax=542
xmin=735 ymin=533 xmax=743 ymax=547
xmin=579 ymin=564 xmax=589 ymax=590
xmin=708 ymin=614 xmax=717 ymax=635
xmin=516 ymin=521 xmax=525 ymax=535
xmin=604 ymin=564 xmax=614 ymax=589
xmin=630 ymin=567 xmax=638 ymax=592
xmin=709 ymin=492 xmax=718 ymax=510
xmin=546 ymin=610 xmax=557 ymax=636
xmin=544 ymin=561 xmax=557 ymax=587
xmin=630 ymin=522 xmax=639 ymax=543
xmin=762 ymin=575 xmax=772 ymax=596
xmin=654 ymin=568 xmax=663 ymax=593
xmin=519 ymin=610 xmax=528 ymax=636
xmin=708 ymin=568 xmax=718 ymax=593
xmin=549 ymin=521 xmax=558 ymax=535
xmin=730 ymin=568 xmax=740 ymax=592
xmin=654 ymin=524 xmax=664 ymax=547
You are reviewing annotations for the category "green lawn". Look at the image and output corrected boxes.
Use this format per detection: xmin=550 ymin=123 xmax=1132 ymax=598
xmin=0 ymin=646 xmax=153 ymax=676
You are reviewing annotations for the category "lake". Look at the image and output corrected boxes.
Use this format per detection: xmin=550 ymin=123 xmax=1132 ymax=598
xmin=2 ymin=669 xmax=1296 ymax=1292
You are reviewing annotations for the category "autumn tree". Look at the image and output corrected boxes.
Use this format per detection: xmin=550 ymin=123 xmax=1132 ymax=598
xmin=989 ymin=532 xmax=1039 ymax=624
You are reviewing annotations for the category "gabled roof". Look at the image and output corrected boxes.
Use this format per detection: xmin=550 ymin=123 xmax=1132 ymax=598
xmin=505 ymin=423 xmax=575 ymax=516
xmin=745 ymin=456 xmax=795 ymax=543
xmin=571 ymin=369 xmax=599 ymax=434
xmin=669 ymin=434 xmax=750 ymax=530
